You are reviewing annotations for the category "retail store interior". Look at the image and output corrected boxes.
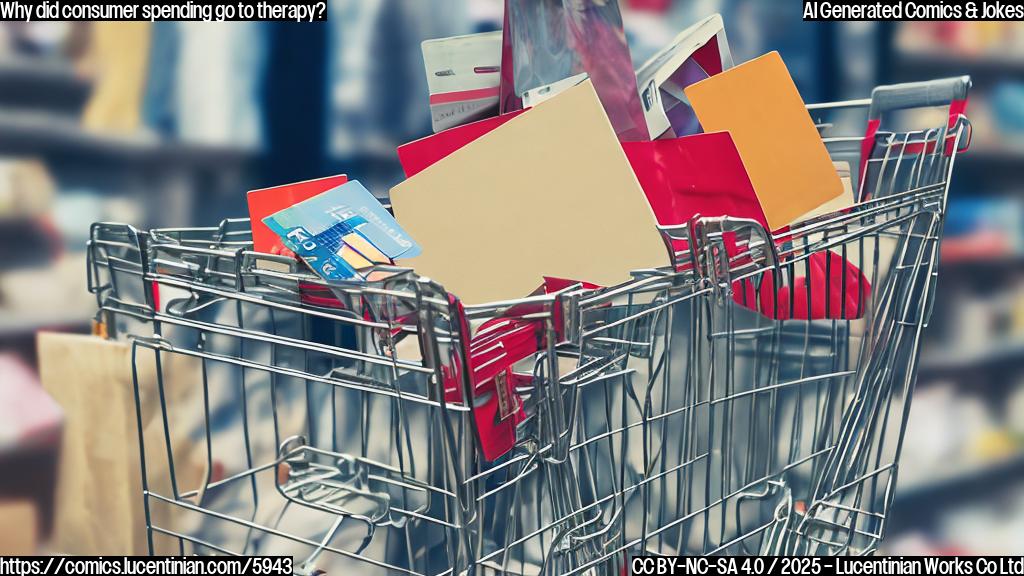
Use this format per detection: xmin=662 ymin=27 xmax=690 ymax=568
xmin=0 ymin=2 xmax=1022 ymax=555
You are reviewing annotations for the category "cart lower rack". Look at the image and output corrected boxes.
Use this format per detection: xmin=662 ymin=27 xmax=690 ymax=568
xmin=88 ymin=77 xmax=970 ymax=574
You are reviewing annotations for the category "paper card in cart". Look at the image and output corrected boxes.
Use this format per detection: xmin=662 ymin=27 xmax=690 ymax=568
xmin=390 ymin=79 xmax=667 ymax=305
xmin=685 ymin=51 xmax=844 ymax=231
xmin=793 ymin=161 xmax=855 ymax=222
xmin=621 ymin=131 xmax=768 ymax=233
xmin=421 ymin=31 xmax=502 ymax=133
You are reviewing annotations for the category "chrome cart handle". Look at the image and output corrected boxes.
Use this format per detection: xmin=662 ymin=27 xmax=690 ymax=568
xmin=691 ymin=216 xmax=780 ymax=288
xmin=868 ymin=76 xmax=971 ymax=120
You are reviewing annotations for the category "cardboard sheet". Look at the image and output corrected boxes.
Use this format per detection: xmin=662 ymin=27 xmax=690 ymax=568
xmin=399 ymin=116 xmax=767 ymax=233
xmin=422 ymin=31 xmax=502 ymax=133
xmin=684 ymin=51 xmax=843 ymax=231
xmin=390 ymin=80 xmax=667 ymax=304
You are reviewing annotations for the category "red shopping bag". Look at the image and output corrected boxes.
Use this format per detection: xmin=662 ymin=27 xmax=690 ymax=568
xmin=397 ymin=111 xmax=524 ymax=178
xmin=622 ymin=131 xmax=768 ymax=252
xmin=733 ymin=250 xmax=871 ymax=320
xmin=443 ymin=277 xmax=599 ymax=461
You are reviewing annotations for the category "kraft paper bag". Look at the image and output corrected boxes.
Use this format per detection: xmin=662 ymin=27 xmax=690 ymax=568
xmin=0 ymin=500 xmax=37 ymax=554
xmin=38 ymin=332 xmax=205 ymax=555
xmin=685 ymin=51 xmax=844 ymax=231
xmin=390 ymin=80 xmax=668 ymax=304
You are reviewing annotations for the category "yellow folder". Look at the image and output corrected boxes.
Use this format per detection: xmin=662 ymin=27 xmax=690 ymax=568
xmin=390 ymin=80 xmax=667 ymax=304
xmin=684 ymin=51 xmax=843 ymax=231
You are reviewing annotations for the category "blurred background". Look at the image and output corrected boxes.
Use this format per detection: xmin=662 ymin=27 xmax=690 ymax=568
xmin=0 ymin=0 xmax=1021 ymax=556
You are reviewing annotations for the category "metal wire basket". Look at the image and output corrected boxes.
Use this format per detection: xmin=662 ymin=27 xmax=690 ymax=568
xmin=88 ymin=76 xmax=971 ymax=574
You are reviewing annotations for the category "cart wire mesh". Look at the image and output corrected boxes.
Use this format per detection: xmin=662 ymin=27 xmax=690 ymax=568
xmin=88 ymin=77 xmax=970 ymax=575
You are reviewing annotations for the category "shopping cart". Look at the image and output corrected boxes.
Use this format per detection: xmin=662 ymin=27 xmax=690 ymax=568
xmin=88 ymin=76 xmax=971 ymax=574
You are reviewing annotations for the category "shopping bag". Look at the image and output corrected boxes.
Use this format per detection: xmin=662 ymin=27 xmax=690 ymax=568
xmin=397 ymin=110 xmax=523 ymax=178
xmin=0 ymin=501 xmax=36 ymax=554
xmin=38 ymin=332 xmax=206 ymax=555
xmin=732 ymin=250 xmax=872 ymax=321
xmin=396 ymin=82 xmax=871 ymax=323
xmin=443 ymin=296 xmax=528 ymax=461
xmin=422 ymin=31 xmax=503 ymax=133
xmin=635 ymin=13 xmax=733 ymax=139
xmin=622 ymin=132 xmax=768 ymax=230
xmin=501 ymin=0 xmax=648 ymax=141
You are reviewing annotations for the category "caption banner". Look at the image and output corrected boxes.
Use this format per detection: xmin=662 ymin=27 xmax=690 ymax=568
xmin=630 ymin=556 xmax=1024 ymax=576
xmin=0 ymin=0 xmax=326 ymax=22
xmin=804 ymin=0 xmax=1024 ymax=20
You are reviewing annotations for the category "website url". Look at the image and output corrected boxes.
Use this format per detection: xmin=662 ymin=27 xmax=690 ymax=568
xmin=0 ymin=557 xmax=293 ymax=576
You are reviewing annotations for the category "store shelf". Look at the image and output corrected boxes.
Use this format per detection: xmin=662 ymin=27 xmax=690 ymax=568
xmin=941 ymin=253 xmax=1024 ymax=272
xmin=894 ymin=452 xmax=1024 ymax=515
xmin=943 ymin=254 xmax=1020 ymax=267
xmin=0 ymin=57 xmax=91 ymax=113
xmin=919 ymin=338 xmax=1024 ymax=377
xmin=0 ymin=311 xmax=92 ymax=339
xmin=954 ymin=145 xmax=1024 ymax=169
xmin=894 ymin=50 xmax=1024 ymax=82
xmin=0 ymin=109 xmax=259 ymax=169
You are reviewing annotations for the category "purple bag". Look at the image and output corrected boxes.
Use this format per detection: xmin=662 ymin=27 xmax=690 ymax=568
xmin=501 ymin=0 xmax=649 ymax=142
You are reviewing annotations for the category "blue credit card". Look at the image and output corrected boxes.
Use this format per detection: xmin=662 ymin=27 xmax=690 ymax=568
xmin=263 ymin=180 xmax=421 ymax=280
